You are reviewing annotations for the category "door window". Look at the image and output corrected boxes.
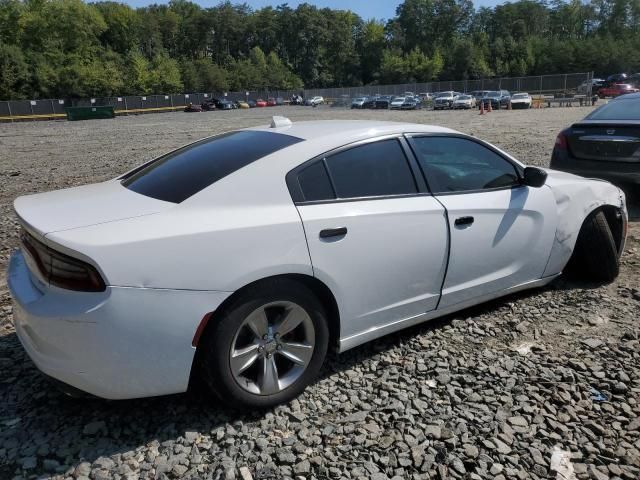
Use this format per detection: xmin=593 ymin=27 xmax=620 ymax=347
xmin=324 ymin=139 xmax=417 ymax=199
xmin=411 ymin=137 xmax=520 ymax=193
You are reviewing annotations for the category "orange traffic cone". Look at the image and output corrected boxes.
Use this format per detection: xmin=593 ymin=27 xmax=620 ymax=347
xmin=479 ymin=102 xmax=485 ymax=115
xmin=487 ymin=101 xmax=493 ymax=113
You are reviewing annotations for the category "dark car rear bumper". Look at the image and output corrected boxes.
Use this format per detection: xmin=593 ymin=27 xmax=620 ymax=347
xmin=551 ymin=150 xmax=640 ymax=185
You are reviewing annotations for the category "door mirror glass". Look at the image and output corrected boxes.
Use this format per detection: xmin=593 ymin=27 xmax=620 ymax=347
xmin=522 ymin=167 xmax=547 ymax=188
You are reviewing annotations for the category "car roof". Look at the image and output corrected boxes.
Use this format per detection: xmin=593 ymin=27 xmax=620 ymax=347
xmin=611 ymin=92 xmax=640 ymax=100
xmin=246 ymin=120 xmax=456 ymax=142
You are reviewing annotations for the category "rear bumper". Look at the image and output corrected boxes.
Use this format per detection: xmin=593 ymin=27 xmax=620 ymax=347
xmin=8 ymin=250 xmax=231 ymax=399
xmin=550 ymin=150 xmax=640 ymax=185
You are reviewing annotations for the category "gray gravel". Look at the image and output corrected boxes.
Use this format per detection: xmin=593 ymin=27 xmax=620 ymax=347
xmin=1 ymin=106 xmax=639 ymax=480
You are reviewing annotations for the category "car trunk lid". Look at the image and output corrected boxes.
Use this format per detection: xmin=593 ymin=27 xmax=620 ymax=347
xmin=567 ymin=121 xmax=640 ymax=162
xmin=14 ymin=180 xmax=173 ymax=236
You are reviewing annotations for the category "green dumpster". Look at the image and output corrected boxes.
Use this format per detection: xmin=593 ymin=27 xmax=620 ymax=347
xmin=65 ymin=106 xmax=115 ymax=121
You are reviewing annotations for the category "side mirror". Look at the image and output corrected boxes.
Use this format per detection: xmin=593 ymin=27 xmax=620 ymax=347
xmin=522 ymin=166 xmax=547 ymax=188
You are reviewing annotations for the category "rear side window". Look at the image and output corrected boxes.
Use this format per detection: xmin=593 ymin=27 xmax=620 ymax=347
xmin=412 ymin=136 xmax=519 ymax=193
xmin=324 ymin=139 xmax=417 ymax=199
xmin=297 ymin=161 xmax=335 ymax=201
xmin=122 ymin=130 xmax=303 ymax=203
xmin=587 ymin=98 xmax=640 ymax=120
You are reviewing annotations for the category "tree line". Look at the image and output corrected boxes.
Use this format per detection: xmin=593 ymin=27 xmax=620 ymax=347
xmin=1 ymin=0 xmax=639 ymax=100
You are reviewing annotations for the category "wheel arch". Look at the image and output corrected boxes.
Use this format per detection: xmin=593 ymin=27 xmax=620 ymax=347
xmin=191 ymin=273 xmax=341 ymax=352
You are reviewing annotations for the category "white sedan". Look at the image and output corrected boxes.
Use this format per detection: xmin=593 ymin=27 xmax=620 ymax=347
xmin=8 ymin=118 xmax=627 ymax=408
xmin=510 ymin=92 xmax=532 ymax=109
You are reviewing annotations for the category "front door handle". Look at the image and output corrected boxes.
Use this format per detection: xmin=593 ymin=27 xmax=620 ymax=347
xmin=319 ymin=227 xmax=348 ymax=238
xmin=454 ymin=216 xmax=474 ymax=227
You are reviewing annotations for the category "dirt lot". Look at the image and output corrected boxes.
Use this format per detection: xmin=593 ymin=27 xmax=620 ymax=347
xmin=0 ymin=106 xmax=638 ymax=480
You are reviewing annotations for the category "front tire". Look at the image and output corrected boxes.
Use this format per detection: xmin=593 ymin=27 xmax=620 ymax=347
xmin=565 ymin=210 xmax=620 ymax=283
xmin=199 ymin=278 xmax=329 ymax=409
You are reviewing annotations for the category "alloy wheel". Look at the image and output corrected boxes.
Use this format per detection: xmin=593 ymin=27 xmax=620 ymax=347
xmin=229 ymin=301 xmax=315 ymax=395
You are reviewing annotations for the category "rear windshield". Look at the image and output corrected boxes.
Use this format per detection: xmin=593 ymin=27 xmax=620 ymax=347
xmin=122 ymin=130 xmax=303 ymax=203
xmin=586 ymin=98 xmax=640 ymax=121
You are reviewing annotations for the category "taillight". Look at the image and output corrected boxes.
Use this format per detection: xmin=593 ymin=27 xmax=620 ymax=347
xmin=20 ymin=229 xmax=106 ymax=292
xmin=554 ymin=129 xmax=569 ymax=150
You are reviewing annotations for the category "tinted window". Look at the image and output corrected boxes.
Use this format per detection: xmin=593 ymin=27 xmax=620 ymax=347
xmin=412 ymin=137 xmax=520 ymax=193
xmin=122 ymin=130 xmax=303 ymax=203
xmin=586 ymin=98 xmax=640 ymax=120
xmin=325 ymin=139 xmax=417 ymax=199
xmin=297 ymin=161 xmax=335 ymax=201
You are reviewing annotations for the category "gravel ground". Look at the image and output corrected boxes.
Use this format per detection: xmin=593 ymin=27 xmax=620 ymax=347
xmin=0 ymin=106 xmax=639 ymax=480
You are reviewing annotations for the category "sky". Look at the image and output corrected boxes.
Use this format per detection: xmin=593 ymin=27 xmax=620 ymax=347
xmin=122 ymin=0 xmax=504 ymax=19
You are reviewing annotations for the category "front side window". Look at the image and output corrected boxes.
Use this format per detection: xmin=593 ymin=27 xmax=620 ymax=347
xmin=411 ymin=137 xmax=520 ymax=194
xmin=123 ymin=130 xmax=303 ymax=203
xmin=324 ymin=139 xmax=417 ymax=199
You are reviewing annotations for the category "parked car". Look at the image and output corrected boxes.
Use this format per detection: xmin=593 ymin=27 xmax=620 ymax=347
xmin=577 ymin=79 xmax=605 ymax=94
xmin=629 ymin=73 xmax=640 ymax=87
xmin=351 ymin=97 xmax=367 ymax=109
xmin=202 ymin=98 xmax=233 ymax=111
xmin=479 ymin=90 xmax=511 ymax=110
xmin=361 ymin=97 xmax=379 ymax=109
xmin=247 ymin=100 xmax=257 ymax=108
xmin=200 ymin=100 xmax=216 ymax=111
xmin=267 ymin=98 xmax=277 ymax=107
xmin=433 ymin=91 xmax=459 ymax=110
xmin=606 ymin=73 xmax=629 ymax=84
xmin=184 ymin=103 xmax=203 ymax=112
xmin=471 ymin=90 xmax=491 ymax=101
xmin=309 ymin=96 xmax=324 ymax=106
xmin=597 ymin=83 xmax=639 ymax=98
xmin=551 ymin=92 xmax=640 ymax=188
xmin=452 ymin=94 xmax=476 ymax=109
xmin=374 ymin=96 xmax=393 ymax=109
xmin=418 ymin=93 xmax=433 ymax=101
xmin=9 ymin=118 xmax=626 ymax=408
xmin=400 ymin=97 xmax=422 ymax=110
xmin=510 ymin=92 xmax=532 ymax=109
xmin=390 ymin=96 xmax=407 ymax=110
xmin=256 ymin=99 xmax=267 ymax=107
xmin=237 ymin=100 xmax=250 ymax=109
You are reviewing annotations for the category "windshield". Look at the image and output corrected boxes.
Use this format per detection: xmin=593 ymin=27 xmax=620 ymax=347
xmin=436 ymin=92 xmax=452 ymax=98
xmin=486 ymin=92 xmax=500 ymax=98
xmin=122 ymin=131 xmax=304 ymax=203
xmin=393 ymin=97 xmax=405 ymax=102
xmin=457 ymin=95 xmax=471 ymax=100
xmin=512 ymin=93 xmax=529 ymax=99
xmin=353 ymin=97 xmax=365 ymax=102
xmin=586 ymin=97 xmax=640 ymax=120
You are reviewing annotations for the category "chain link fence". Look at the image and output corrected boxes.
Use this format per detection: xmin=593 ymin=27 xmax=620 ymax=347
xmin=0 ymin=72 xmax=593 ymax=122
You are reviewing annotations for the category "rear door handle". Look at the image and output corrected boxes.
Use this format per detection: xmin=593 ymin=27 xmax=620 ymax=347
xmin=319 ymin=227 xmax=348 ymax=238
xmin=454 ymin=216 xmax=474 ymax=226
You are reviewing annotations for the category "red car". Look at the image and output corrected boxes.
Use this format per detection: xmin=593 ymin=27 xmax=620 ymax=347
xmin=255 ymin=99 xmax=267 ymax=107
xmin=267 ymin=97 xmax=277 ymax=106
xmin=597 ymin=83 xmax=639 ymax=98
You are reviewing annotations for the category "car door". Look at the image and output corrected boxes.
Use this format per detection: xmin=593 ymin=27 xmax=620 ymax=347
xmin=287 ymin=137 xmax=449 ymax=342
xmin=407 ymin=135 xmax=558 ymax=309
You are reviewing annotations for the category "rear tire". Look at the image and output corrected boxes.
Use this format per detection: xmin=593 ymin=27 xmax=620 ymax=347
xmin=199 ymin=278 xmax=329 ymax=409
xmin=565 ymin=210 xmax=620 ymax=283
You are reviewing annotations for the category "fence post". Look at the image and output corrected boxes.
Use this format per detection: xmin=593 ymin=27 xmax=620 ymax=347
xmin=7 ymin=101 xmax=13 ymax=122
xmin=563 ymin=74 xmax=567 ymax=95
xmin=124 ymin=97 xmax=128 ymax=115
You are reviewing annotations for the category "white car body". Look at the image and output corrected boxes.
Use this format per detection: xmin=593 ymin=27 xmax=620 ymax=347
xmin=452 ymin=95 xmax=477 ymax=109
xmin=510 ymin=93 xmax=532 ymax=108
xmin=8 ymin=120 xmax=627 ymax=399
xmin=309 ymin=96 xmax=324 ymax=106
xmin=390 ymin=97 xmax=406 ymax=109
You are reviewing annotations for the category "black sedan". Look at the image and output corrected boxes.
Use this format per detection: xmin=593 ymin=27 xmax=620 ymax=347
xmin=478 ymin=90 xmax=511 ymax=110
xmin=550 ymin=92 xmax=640 ymax=187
